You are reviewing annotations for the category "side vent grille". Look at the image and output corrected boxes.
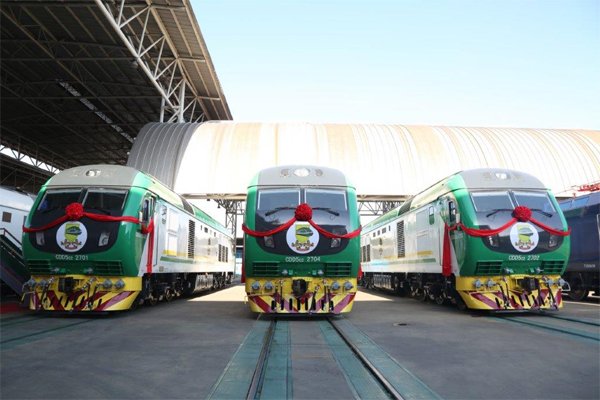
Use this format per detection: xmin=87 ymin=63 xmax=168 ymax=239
xmin=27 ymin=260 xmax=51 ymax=274
xmin=93 ymin=261 xmax=123 ymax=275
xmin=253 ymin=263 xmax=279 ymax=276
xmin=188 ymin=220 xmax=195 ymax=259
xmin=218 ymin=245 xmax=229 ymax=263
xmin=325 ymin=263 xmax=352 ymax=277
xmin=475 ymin=261 xmax=503 ymax=275
xmin=397 ymin=221 xmax=405 ymax=258
xmin=541 ymin=260 xmax=565 ymax=274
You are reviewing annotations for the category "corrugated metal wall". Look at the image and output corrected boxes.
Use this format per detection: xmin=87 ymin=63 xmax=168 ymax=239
xmin=128 ymin=122 xmax=600 ymax=197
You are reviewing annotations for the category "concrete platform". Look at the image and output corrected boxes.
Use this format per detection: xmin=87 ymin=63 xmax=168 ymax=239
xmin=1 ymin=285 xmax=598 ymax=399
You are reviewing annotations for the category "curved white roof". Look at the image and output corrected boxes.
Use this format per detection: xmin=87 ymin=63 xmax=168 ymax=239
xmin=128 ymin=122 xmax=600 ymax=198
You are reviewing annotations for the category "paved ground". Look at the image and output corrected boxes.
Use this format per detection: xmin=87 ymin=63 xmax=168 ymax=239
xmin=1 ymin=286 xmax=599 ymax=399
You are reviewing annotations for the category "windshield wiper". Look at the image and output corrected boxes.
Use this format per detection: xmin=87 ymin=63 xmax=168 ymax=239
xmin=485 ymin=208 xmax=513 ymax=218
xmin=264 ymin=206 xmax=340 ymax=217
xmin=312 ymin=207 xmax=340 ymax=216
xmin=530 ymin=208 xmax=552 ymax=218
xmin=264 ymin=206 xmax=296 ymax=217
xmin=485 ymin=208 xmax=553 ymax=218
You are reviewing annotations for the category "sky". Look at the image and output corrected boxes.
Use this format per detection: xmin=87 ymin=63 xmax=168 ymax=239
xmin=191 ymin=0 xmax=600 ymax=130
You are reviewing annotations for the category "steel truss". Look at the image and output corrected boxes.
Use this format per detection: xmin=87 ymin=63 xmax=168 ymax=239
xmin=94 ymin=0 xmax=208 ymax=123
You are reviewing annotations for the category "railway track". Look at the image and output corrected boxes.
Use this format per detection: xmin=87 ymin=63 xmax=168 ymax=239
xmin=491 ymin=313 xmax=600 ymax=342
xmin=208 ymin=316 xmax=439 ymax=400
xmin=0 ymin=314 xmax=95 ymax=350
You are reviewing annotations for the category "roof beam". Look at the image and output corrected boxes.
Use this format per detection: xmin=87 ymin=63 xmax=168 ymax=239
xmin=0 ymin=6 xmax=137 ymax=144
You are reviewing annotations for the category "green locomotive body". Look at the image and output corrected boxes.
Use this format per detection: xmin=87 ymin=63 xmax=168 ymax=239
xmin=243 ymin=165 xmax=361 ymax=314
xmin=22 ymin=165 xmax=234 ymax=312
xmin=361 ymin=168 xmax=570 ymax=311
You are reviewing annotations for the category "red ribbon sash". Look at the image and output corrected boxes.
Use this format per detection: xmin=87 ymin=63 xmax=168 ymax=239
xmin=242 ymin=203 xmax=361 ymax=239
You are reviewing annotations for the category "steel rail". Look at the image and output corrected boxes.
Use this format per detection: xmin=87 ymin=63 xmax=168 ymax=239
xmin=538 ymin=313 xmax=600 ymax=327
xmin=246 ymin=319 xmax=277 ymax=400
xmin=493 ymin=316 xmax=600 ymax=342
xmin=327 ymin=318 xmax=405 ymax=400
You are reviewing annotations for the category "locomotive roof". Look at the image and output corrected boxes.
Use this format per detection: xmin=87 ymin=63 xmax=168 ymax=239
xmin=251 ymin=165 xmax=353 ymax=188
xmin=46 ymin=165 xmax=143 ymax=188
xmin=456 ymin=168 xmax=548 ymax=190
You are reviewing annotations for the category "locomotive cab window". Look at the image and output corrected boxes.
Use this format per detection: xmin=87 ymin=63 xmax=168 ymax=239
xmin=37 ymin=189 xmax=81 ymax=212
xmin=2 ymin=212 xmax=11 ymax=223
xmin=305 ymin=189 xmax=347 ymax=211
xmin=448 ymin=201 xmax=457 ymax=224
xmin=257 ymin=189 xmax=301 ymax=225
xmin=470 ymin=191 xmax=514 ymax=212
xmin=513 ymin=191 xmax=556 ymax=214
xmin=83 ymin=189 xmax=127 ymax=216
xmin=142 ymin=197 xmax=154 ymax=224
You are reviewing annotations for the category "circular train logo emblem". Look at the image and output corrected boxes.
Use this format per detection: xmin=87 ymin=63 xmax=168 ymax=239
xmin=509 ymin=222 xmax=538 ymax=253
xmin=56 ymin=221 xmax=87 ymax=252
xmin=286 ymin=222 xmax=319 ymax=254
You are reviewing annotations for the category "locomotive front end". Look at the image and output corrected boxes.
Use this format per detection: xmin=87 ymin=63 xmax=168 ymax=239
xmin=243 ymin=166 xmax=361 ymax=314
xmin=21 ymin=167 xmax=151 ymax=312
xmin=451 ymin=183 xmax=571 ymax=311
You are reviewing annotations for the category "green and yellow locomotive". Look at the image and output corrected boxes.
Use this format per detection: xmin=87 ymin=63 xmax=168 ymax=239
xmin=22 ymin=165 xmax=234 ymax=312
xmin=242 ymin=165 xmax=361 ymax=314
xmin=361 ymin=168 xmax=571 ymax=311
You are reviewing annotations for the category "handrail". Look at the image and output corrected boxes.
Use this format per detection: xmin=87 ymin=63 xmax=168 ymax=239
xmin=0 ymin=228 xmax=22 ymax=247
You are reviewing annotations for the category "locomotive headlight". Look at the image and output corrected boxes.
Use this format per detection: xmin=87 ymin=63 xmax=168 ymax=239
xmin=83 ymin=267 xmax=94 ymax=275
xmin=343 ymin=281 xmax=354 ymax=291
xmin=293 ymin=168 xmax=310 ymax=177
xmin=487 ymin=235 xmax=499 ymax=247
xmin=85 ymin=169 xmax=101 ymax=177
xmin=114 ymin=279 xmax=125 ymax=289
xmin=251 ymin=281 xmax=261 ymax=291
xmin=558 ymin=278 xmax=566 ymax=287
xmin=281 ymin=269 xmax=289 ymax=276
xmin=102 ymin=279 xmax=113 ymax=289
xmin=486 ymin=279 xmax=496 ymax=288
xmin=263 ymin=235 xmax=275 ymax=248
xmin=330 ymin=238 xmax=341 ymax=248
xmin=99 ymin=231 xmax=110 ymax=246
xmin=264 ymin=281 xmax=274 ymax=291
xmin=331 ymin=281 xmax=341 ymax=290
xmin=473 ymin=279 xmax=483 ymax=289
xmin=548 ymin=235 xmax=558 ymax=248
xmin=317 ymin=269 xmax=324 ymax=276
xmin=35 ymin=232 xmax=45 ymax=245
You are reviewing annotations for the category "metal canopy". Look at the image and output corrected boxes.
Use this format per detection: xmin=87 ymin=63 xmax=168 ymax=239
xmin=0 ymin=0 xmax=231 ymax=193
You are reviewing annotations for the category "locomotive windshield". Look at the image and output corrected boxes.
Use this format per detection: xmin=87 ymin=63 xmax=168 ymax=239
xmin=256 ymin=188 xmax=350 ymax=232
xmin=34 ymin=188 xmax=128 ymax=225
xmin=470 ymin=190 xmax=561 ymax=230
